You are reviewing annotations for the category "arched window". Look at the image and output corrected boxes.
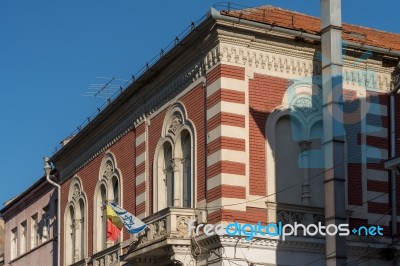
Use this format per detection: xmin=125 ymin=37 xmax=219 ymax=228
xmin=181 ymin=130 xmax=192 ymax=208
xmin=164 ymin=143 xmax=174 ymax=208
xmin=154 ymin=103 xmax=195 ymax=212
xmin=275 ymin=116 xmax=303 ymax=205
xmin=68 ymin=206 xmax=75 ymax=265
xmin=266 ymin=84 xmax=325 ymax=223
xmin=64 ymin=177 xmax=87 ymax=265
xmin=94 ymin=153 xmax=122 ymax=252
xmin=78 ymin=199 xmax=85 ymax=260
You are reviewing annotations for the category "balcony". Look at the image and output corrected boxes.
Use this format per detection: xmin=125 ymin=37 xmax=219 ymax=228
xmin=121 ymin=207 xmax=197 ymax=265
xmin=90 ymin=243 xmax=121 ymax=266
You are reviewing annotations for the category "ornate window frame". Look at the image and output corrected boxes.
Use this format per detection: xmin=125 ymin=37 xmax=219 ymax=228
xmin=266 ymin=83 xmax=324 ymax=222
xmin=64 ymin=176 xmax=87 ymax=265
xmin=153 ymin=102 xmax=196 ymax=212
xmin=93 ymin=152 xmax=122 ymax=253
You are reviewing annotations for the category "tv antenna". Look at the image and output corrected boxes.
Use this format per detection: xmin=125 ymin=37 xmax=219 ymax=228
xmin=82 ymin=76 xmax=128 ymax=104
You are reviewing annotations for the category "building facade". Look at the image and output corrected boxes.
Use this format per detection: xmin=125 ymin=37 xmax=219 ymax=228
xmin=5 ymin=4 xmax=400 ymax=266
xmin=1 ymin=176 xmax=58 ymax=266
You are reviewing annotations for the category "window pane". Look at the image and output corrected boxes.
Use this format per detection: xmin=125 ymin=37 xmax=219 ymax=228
xmin=31 ymin=214 xmax=39 ymax=249
xmin=11 ymin=227 xmax=17 ymax=260
xmin=20 ymin=221 xmax=27 ymax=254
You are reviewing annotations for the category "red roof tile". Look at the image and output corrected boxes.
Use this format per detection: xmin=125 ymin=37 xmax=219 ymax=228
xmin=221 ymin=6 xmax=400 ymax=51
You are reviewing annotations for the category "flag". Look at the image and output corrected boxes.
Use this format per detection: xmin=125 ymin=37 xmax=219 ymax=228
xmin=109 ymin=201 xmax=147 ymax=235
xmin=106 ymin=205 xmax=123 ymax=241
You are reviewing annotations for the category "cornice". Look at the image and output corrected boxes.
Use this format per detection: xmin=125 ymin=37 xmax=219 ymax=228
xmin=219 ymin=40 xmax=393 ymax=92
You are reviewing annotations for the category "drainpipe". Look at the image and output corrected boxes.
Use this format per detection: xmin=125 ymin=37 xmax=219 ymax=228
xmin=320 ymin=0 xmax=347 ymax=265
xmin=44 ymin=157 xmax=61 ymax=266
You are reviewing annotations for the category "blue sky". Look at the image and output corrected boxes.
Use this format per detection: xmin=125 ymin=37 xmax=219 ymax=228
xmin=0 ymin=0 xmax=398 ymax=206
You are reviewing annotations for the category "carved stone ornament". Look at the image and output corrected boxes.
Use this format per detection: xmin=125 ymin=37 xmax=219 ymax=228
xmin=103 ymin=162 xmax=113 ymax=179
xmin=293 ymin=97 xmax=314 ymax=116
xmin=176 ymin=216 xmax=189 ymax=236
xmin=277 ymin=211 xmax=290 ymax=225
xmin=299 ymin=141 xmax=312 ymax=152
xmin=72 ymin=185 xmax=81 ymax=202
xmin=168 ymin=115 xmax=182 ymax=134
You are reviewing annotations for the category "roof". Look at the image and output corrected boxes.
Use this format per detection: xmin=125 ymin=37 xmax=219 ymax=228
xmin=221 ymin=5 xmax=400 ymax=51
xmin=0 ymin=176 xmax=50 ymax=215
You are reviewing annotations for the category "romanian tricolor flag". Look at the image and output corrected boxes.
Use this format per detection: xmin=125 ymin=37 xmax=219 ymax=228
xmin=105 ymin=202 xmax=147 ymax=241
xmin=106 ymin=205 xmax=123 ymax=241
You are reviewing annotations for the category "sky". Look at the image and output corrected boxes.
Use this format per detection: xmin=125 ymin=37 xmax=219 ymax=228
xmin=0 ymin=0 xmax=399 ymax=207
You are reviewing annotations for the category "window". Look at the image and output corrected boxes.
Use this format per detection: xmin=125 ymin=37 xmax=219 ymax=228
xmin=31 ymin=214 xmax=39 ymax=248
xmin=266 ymin=84 xmax=325 ymax=220
xmin=20 ymin=221 xmax=27 ymax=254
xmin=181 ymin=131 xmax=192 ymax=208
xmin=10 ymin=227 xmax=18 ymax=260
xmin=68 ymin=206 xmax=76 ymax=264
xmin=42 ymin=205 xmax=50 ymax=241
xmin=154 ymin=103 xmax=195 ymax=212
xmin=99 ymin=185 xmax=107 ymax=250
xmin=95 ymin=154 xmax=121 ymax=252
xmin=79 ymin=200 xmax=85 ymax=260
xmin=163 ymin=143 xmax=174 ymax=208
xmin=65 ymin=177 xmax=87 ymax=265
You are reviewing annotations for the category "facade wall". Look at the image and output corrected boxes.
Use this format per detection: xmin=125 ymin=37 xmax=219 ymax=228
xmin=3 ymin=184 xmax=57 ymax=266
xmin=52 ymin=12 xmax=399 ymax=265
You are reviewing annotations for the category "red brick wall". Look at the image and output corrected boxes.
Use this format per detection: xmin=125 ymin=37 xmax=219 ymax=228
xmin=249 ymin=74 xmax=287 ymax=196
xmin=343 ymin=90 xmax=363 ymax=206
xmin=180 ymin=84 xmax=206 ymax=202
xmin=208 ymin=207 xmax=268 ymax=224
xmin=60 ymin=131 xmax=136 ymax=264
xmin=148 ymin=109 xmax=167 ymax=215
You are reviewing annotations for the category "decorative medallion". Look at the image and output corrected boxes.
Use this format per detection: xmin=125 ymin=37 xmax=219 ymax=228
xmin=293 ymin=97 xmax=314 ymax=116
xmin=168 ymin=115 xmax=182 ymax=134
xmin=103 ymin=162 xmax=113 ymax=179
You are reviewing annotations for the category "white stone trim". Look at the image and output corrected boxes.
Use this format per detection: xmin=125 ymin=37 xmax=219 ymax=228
xmin=207 ymin=101 xmax=246 ymax=119
xmin=207 ymin=173 xmax=247 ymax=190
xmin=136 ymin=173 xmax=145 ymax=185
xmin=366 ymin=147 xmax=388 ymax=160
xmin=135 ymin=152 xmax=146 ymax=166
xmin=207 ymin=198 xmax=246 ymax=212
xmin=207 ymin=150 xmax=246 ymax=166
xmin=207 ymin=125 xmax=246 ymax=143
xmin=367 ymin=169 xmax=388 ymax=182
xmin=136 ymin=193 xmax=146 ymax=205
xmin=207 ymin=78 xmax=245 ymax=97
xmin=135 ymin=133 xmax=145 ymax=147
xmin=367 ymin=213 xmax=391 ymax=226
xmin=368 ymin=103 xmax=388 ymax=116
xmin=365 ymin=125 xmax=388 ymax=138
xmin=367 ymin=191 xmax=389 ymax=204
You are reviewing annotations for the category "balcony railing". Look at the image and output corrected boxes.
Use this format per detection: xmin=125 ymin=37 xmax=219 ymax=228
xmin=276 ymin=203 xmax=325 ymax=226
xmin=122 ymin=207 xmax=198 ymax=264
xmin=91 ymin=243 xmax=121 ymax=266
xmin=131 ymin=207 xmax=197 ymax=249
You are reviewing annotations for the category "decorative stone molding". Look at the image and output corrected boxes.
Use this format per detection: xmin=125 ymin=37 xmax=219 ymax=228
xmin=123 ymin=208 xmax=196 ymax=264
xmin=220 ymin=44 xmax=319 ymax=78
xmin=168 ymin=115 xmax=183 ymax=134
xmin=91 ymin=243 xmax=121 ymax=266
xmin=299 ymin=141 xmax=312 ymax=152
xmin=219 ymin=41 xmax=393 ymax=92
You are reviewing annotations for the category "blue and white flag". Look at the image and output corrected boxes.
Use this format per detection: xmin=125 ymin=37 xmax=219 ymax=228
xmin=109 ymin=201 xmax=147 ymax=235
